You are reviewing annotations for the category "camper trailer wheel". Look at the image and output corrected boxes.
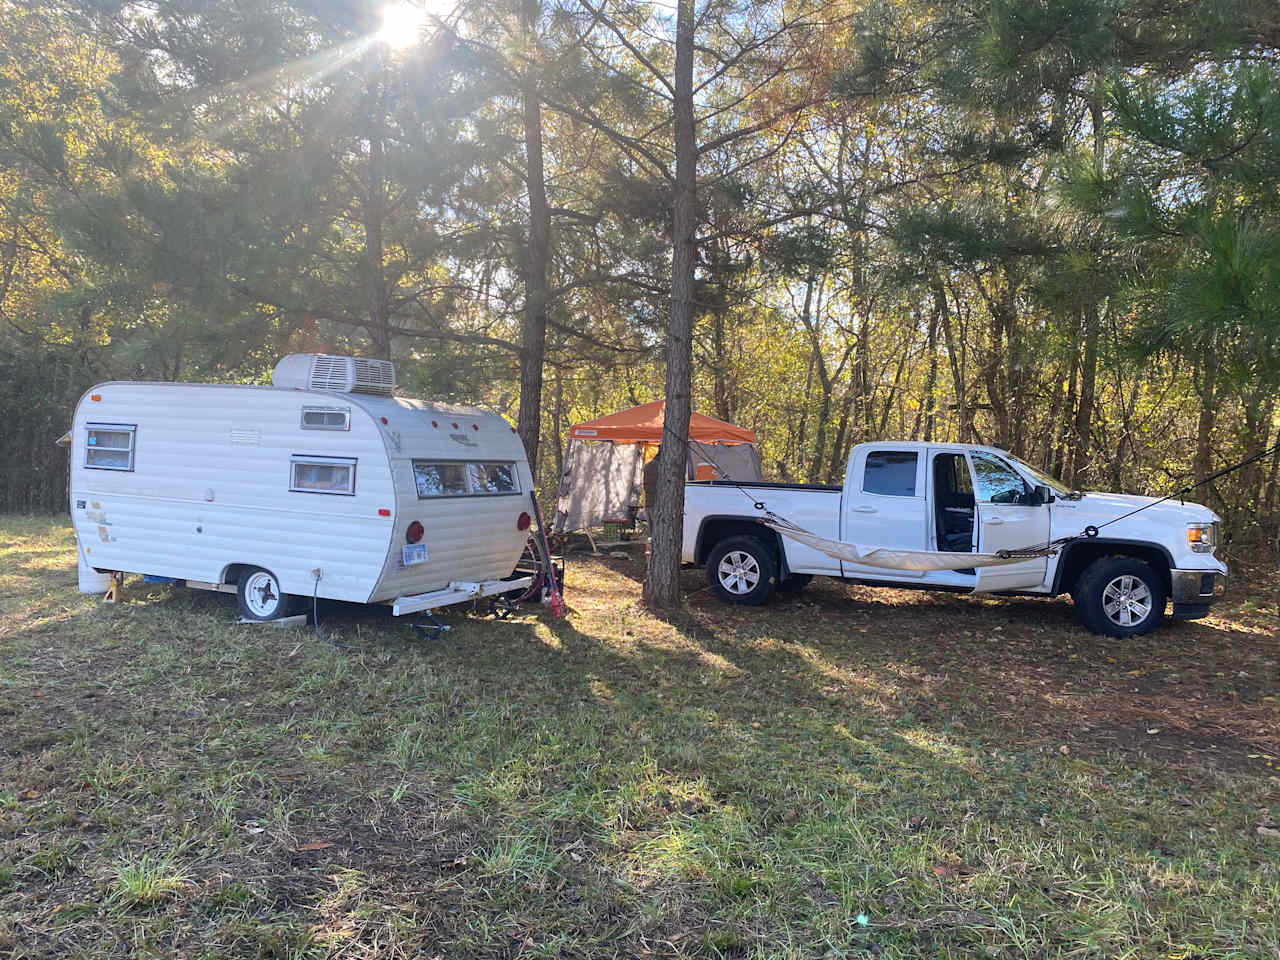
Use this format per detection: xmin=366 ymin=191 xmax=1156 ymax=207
xmin=237 ymin=567 xmax=296 ymax=621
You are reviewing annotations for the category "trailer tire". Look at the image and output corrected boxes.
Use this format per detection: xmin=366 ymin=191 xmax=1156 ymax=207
xmin=1071 ymin=555 xmax=1165 ymax=638
xmin=706 ymin=535 xmax=778 ymax=606
xmin=237 ymin=567 xmax=300 ymax=621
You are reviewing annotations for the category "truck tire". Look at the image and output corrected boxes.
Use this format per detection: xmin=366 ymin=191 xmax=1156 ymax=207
xmin=1072 ymin=555 xmax=1166 ymax=637
xmin=237 ymin=566 xmax=301 ymax=621
xmin=707 ymin=535 xmax=778 ymax=606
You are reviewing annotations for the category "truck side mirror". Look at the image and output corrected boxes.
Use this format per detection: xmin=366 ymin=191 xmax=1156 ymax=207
xmin=1030 ymin=484 xmax=1053 ymax=506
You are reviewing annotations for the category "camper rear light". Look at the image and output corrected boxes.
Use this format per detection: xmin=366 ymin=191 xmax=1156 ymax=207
xmin=406 ymin=521 xmax=424 ymax=544
xmin=378 ymin=508 xmax=391 ymax=517
xmin=517 ymin=512 xmax=532 ymax=531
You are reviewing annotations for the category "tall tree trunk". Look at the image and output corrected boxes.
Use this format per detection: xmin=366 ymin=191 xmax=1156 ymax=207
xmin=364 ymin=130 xmax=390 ymax=360
xmin=1072 ymin=305 xmax=1098 ymax=485
xmin=826 ymin=384 xmax=856 ymax=484
xmin=1071 ymin=89 xmax=1106 ymax=486
xmin=1053 ymin=325 xmax=1080 ymax=481
xmin=644 ymin=0 xmax=696 ymax=610
xmin=516 ymin=5 xmax=550 ymax=473
xmin=1193 ymin=351 xmax=1218 ymax=488
xmin=711 ymin=307 xmax=731 ymax=422
xmin=920 ymin=302 xmax=939 ymax=441
xmin=799 ymin=276 xmax=832 ymax=483
xmin=552 ymin=367 xmax=565 ymax=491
xmin=934 ymin=274 xmax=968 ymax=443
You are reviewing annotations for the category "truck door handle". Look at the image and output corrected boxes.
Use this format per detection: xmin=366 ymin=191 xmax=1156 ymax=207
xmin=851 ymin=505 xmax=877 ymax=514
xmin=985 ymin=516 xmax=1004 ymax=525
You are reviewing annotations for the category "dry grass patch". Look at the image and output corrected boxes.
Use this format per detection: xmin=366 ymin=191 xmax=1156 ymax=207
xmin=0 ymin=515 xmax=1277 ymax=958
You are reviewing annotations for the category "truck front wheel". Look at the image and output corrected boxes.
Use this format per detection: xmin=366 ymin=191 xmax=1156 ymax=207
xmin=1072 ymin=555 xmax=1166 ymax=637
xmin=707 ymin=535 xmax=778 ymax=606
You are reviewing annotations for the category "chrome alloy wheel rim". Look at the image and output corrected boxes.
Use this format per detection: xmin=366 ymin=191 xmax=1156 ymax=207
xmin=244 ymin=571 xmax=281 ymax=618
xmin=718 ymin=550 xmax=761 ymax=594
xmin=1102 ymin=574 xmax=1153 ymax=627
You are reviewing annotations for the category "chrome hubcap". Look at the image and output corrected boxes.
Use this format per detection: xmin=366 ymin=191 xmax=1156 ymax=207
xmin=1102 ymin=574 xmax=1153 ymax=627
xmin=245 ymin=571 xmax=281 ymax=617
xmin=718 ymin=550 xmax=760 ymax=594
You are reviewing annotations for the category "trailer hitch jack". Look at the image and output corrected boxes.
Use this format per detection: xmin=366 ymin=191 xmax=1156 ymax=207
xmin=410 ymin=610 xmax=451 ymax=642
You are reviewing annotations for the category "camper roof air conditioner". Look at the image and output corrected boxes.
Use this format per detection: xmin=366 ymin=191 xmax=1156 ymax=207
xmin=272 ymin=354 xmax=396 ymax=396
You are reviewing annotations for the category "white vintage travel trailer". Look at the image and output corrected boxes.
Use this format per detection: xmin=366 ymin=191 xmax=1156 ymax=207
xmin=69 ymin=354 xmax=537 ymax=620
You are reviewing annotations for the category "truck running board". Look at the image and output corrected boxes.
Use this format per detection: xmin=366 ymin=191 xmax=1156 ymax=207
xmin=392 ymin=577 xmax=533 ymax=617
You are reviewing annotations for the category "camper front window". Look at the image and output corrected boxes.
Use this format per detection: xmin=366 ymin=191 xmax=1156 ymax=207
xmin=290 ymin=456 xmax=356 ymax=495
xmin=85 ymin=424 xmax=135 ymax=471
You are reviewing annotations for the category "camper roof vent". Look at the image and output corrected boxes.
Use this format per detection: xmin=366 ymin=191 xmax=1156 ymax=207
xmin=271 ymin=354 xmax=396 ymax=396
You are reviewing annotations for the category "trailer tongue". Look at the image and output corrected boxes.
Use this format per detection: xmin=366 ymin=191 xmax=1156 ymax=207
xmin=391 ymin=576 xmax=534 ymax=616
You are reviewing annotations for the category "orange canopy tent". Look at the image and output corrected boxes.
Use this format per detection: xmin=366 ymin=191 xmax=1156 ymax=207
xmin=554 ymin=401 xmax=762 ymax=533
xmin=568 ymin=400 xmax=755 ymax=445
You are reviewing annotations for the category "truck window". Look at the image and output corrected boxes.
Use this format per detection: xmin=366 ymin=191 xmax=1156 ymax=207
xmin=969 ymin=452 xmax=1029 ymax=504
xmin=863 ymin=451 xmax=918 ymax=497
xmin=85 ymin=424 xmax=136 ymax=471
xmin=290 ymin=455 xmax=356 ymax=495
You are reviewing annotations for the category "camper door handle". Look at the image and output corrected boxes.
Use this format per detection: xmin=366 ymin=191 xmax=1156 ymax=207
xmin=851 ymin=505 xmax=877 ymax=514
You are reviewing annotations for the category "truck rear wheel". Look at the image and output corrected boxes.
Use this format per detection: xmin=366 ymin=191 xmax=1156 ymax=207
xmin=706 ymin=535 xmax=778 ymax=606
xmin=1072 ymin=555 xmax=1166 ymax=637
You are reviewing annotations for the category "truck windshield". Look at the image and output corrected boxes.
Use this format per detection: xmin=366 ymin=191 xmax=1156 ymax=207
xmin=1009 ymin=455 xmax=1070 ymax=498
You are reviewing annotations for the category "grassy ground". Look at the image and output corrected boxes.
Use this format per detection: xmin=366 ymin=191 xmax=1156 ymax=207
xmin=1 ymin=515 xmax=1278 ymax=959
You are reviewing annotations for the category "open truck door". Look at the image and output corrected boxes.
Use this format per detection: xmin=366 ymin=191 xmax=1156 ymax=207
xmin=967 ymin=450 xmax=1051 ymax=593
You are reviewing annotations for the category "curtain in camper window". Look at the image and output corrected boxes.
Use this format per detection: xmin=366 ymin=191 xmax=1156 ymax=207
xmin=85 ymin=424 xmax=136 ymax=470
xmin=290 ymin=456 xmax=356 ymax=495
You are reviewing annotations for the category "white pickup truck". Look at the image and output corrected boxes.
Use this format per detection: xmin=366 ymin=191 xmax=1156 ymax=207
xmin=683 ymin=442 xmax=1227 ymax=637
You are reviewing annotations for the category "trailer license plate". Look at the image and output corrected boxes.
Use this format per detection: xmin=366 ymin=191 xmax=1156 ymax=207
xmin=402 ymin=544 xmax=428 ymax=566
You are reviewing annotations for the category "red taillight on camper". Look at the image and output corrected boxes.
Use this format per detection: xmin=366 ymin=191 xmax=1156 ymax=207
xmin=517 ymin=512 xmax=532 ymax=532
xmin=406 ymin=521 xmax=424 ymax=544
xmin=90 ymin=394 xmax=101 ymax=402
xmin=378 ymin=508 xmax=391 ymax=517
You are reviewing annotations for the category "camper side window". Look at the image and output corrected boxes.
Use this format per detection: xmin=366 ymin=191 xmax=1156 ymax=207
xmin=290 ymin=455 xmax=356 ymax=495
xmin=85 ymin=424 xmax=136 ymax=471
xmin=300 ymin=406 xmax=351 ymax=431
xmin=413 ymin=461 xmax=469 ymax=498
xmin=467 ymin=462 xmax=519 ymax=494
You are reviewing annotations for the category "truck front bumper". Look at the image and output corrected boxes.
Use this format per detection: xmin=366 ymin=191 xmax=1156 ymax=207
xmin=1169 ymin=566 xmax=1227 ymax=620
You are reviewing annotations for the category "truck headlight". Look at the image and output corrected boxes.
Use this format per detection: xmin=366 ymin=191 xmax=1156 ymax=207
xmin=1186 ymin=523 xmax=1215 ymax=553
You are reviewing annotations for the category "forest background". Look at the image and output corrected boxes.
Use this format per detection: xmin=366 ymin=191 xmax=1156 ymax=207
xmin=2 ymin=0 xmax=1278 ymax=554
